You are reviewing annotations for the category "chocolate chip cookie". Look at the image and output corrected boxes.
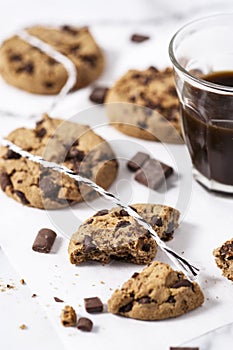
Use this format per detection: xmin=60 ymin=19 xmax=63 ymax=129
xmin=213 ymin=238 xmax=233 ymax=281
xmin=106 ymin=67 xmax=182 ymax=143
xmin=108 ymin=261 xmax=204 ymax=320
xmin=0 ymin=114 xmax=118 ymax=209
xmin=0 ymin=25 xmax=104 ymax=94
xmin=68 ymin=204 xmax=180 ymax=265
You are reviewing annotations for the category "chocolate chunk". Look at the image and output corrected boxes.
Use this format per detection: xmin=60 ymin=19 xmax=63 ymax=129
xmin=131 ymin=272 xmax=139 ymax=278
xmin=89 ymin=86 xmax=109 ymax=104
xmin=119 ymin=209 xmax=129 ymax=216
xmin=220 ymin=243 xmax=233 ymax=259
xmin=35 ymin=128 xmax=47 ymax=138
xmin=70 ymin=44 xmax=81 ymax=53
xmin=135 ymin=159 xmax=173 ymax=190
xmin=167 ymin=295 xmax=176 ymax=303
xmin=151 ymin=215 xmax=163 ymax=227
xmin=54 ymin=297 xmax=64 ymax=302
xmin=84 ymin=297 xmax=103 ymax=313
xmin=127 ymin=152 xmax=150 ymax=172
xmin=141 ymin=243 xmax=151 ymax=252
xmin=40 ymin=177 xmax=59 ymax=198
xmin=131 ymin=34 xmax=150 ymax=43
xmin=0 ymin=172 xmax=12 ymax=191
xmin=170 ymin=348 xmax=199 ymax=350
xmin=9 ymin=53 xmax=22 ymax=62
xmin=77 ymin=317 xmax=93 ymax=332
xmin=32 ymin=228 xmax=57 ymax=253
xmin=31 ymin=294 xmax=37 ymax=298
xmin=61 ymin=25 xmax=78 ymax=35
xmin=4 ymin=149 xmax=21 ymax=159
xmin=14 ymin=190 xmax=29 ymax=204
xmin=172 ymin=279 xmax=193 ymax=289
xmin=119 ymin=302 xmax=133 ymax=313
xmin=115 ymin=220 xmax=131 ymax=230
xmin=138 ymin=296 xmax=151 ymax=304
xmin=86 ymin=218 xmax=94 ymax=225
xmin=17 ymin=62 xmax=34 ymax=74
xmin=94 ymin=209 xmax=109 ymax=216
xmin=84 ymin=235 xmax=96 ymax=253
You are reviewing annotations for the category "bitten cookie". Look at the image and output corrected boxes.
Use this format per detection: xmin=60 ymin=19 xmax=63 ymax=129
xmin=106 ymin=67 xmax=182 ymax=143
xmin=68 ymin=204 xmax=180 ymax=265
xmin=213 ymin=238 xmax=233 ymax=281
xmin=108 ymin=261 xmax=204 ymax=320
xmin=0 ymin=25 xmax=104 ymax=94
xmin=0 ymin=114 xmax=118 ymax=209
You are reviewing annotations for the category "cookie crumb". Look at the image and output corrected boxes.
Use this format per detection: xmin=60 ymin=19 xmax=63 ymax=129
xmin=61 ymin=306 xmax=77 ymax=327
xmin=19 ymin=324 xmax=27 ymax=330
xmin=32 ymin=293 xmax=37 ymax=298
xmin=54 ymin=297 xmax=64 ymax=303
xmin=20 ymin=279 xmax=26 ymax=285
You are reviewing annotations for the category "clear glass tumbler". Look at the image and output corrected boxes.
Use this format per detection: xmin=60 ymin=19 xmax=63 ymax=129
xmin=169 ymin=14 xmax=233 ymax=193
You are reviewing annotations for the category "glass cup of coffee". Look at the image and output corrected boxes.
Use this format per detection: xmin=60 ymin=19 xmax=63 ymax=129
xmin=169 ymin=14 xmax=233 ymax=193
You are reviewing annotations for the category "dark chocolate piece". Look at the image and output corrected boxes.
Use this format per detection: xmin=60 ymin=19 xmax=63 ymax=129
xmin=0 ymin=172 xmax=12 ymax=191
xmin=9 ymin=53 xmax=22 ymax=62
xmin=14 ymin=190 xmax=30 ymax=204
xmin=119 ymin=302 xmax=133 ymax=313
xmin=131 ymin=272 xmax=139 ymax=278
xmin=84 ymin=297 xmax=103 ymax=313
xmin=17 ymin=62 xmax=34 ymax=74
xmin=119 ymin=209 xmax=129 ymax=216
xmin=89 ymin=86 xmax=109 ymax=104
xmin=35 ymin=128 xmax=47 ymax=138
xmin=220 ymin=243 xmax=233 ymax=259
xmin=4 ymin=149 xmax=21 ymax=159
xmin=135 ymin=158 xmax=173 ymax=190
xmin=115 ymin=220 xmax=131 ymax=230
xmin=84 ymin=236 xmax=97 ymax=253
xmin=138 ymin=296 xmax=151 ymax=304
xmin=151 ymin=215 xmax=163 ymax=227
xmin=131 ymin=34 xmax=150 ymax=43
xmin=171 ymin=279 xmax=193 ymax=289
xmin=32 ymin=228 xmax=57 ymax=253
xmin=127 ymin=152 xmax=150 ymax=172
xmin=77 ymin=317 xmax=93 ymax=332
xmin=54 ymin=297 xmax=64 ymax=302
xmin=93 ymin=209 xmax=109 ymax=216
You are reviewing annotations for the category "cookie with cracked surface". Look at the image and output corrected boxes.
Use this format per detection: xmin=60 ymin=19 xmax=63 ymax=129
xmin=108 ymin=261 xmax=204 ymax=320
xmin=106 ymin=67 xmax=182 ymax=143
xmin=0 ymin=25 xmax=104 ymax=94
xmin=0 ymin=114 xmax=118 ymax=209
xmin=213 ymin=238 xmax=233 ymax=281
xmin=68 ymin=203 xmax=180 ymax=265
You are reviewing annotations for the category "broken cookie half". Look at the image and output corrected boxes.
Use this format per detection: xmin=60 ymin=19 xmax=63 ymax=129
xmin=68 ymin=203 xmax=180 ymax=265
xmin=108 ymin=261 xmax=204 ymax=320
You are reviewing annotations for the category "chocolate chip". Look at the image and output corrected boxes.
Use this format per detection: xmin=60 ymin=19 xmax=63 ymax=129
xmin=115 ymin=220 xmax=131 ymax=230
xmin=171 ymin=279 xmax=193 ymax=289
xmin=47 ymin=58 xmax=58 ymax=65
xmin=119 ymin=209 xmax=129 ymax=216
xmin=131 ymin=272 xmax=139 ymax=278
xmin=84 ymin=235 xmax=96 ymax=253
xmin=14 ymin=190 xmax=29 ymax=204
xmin=35 ymin=128 xmax=47 ymax=138
xmin=135 ymin=159 xmax=173 ymax=190
xmin=119 ymin=302 xmax=133 ymax=313
xmin=84 ymin=297 xmax=103 ymax=313
xmin=32 ymin=228 xmax=57 ymax=253
xmin=89 ymin=86 xmax=109 ymax=104
xmin=44 ymin=82 xmax=54 ymax=88
xmin=132 ymin=73 xmax=141 ymax=79
xmin=70 ymin=44 xmax=81 ymax=53
xmin=130 ymin=34 xmax=150 ymax=43
xmin=151 ymin=215 xmax=163 ymax=227
xmin=80 ymin=54 xmax=97 ymax=68
xmin=61 ymin=25 xmax=78 ymax=35
xmin=220 ymin=243 xmax=233 ymax=258
xmin=77 ymin=317 xmax=93 ymax=332
xmin=54 ymin=297 xmax=64 ymax=302
xmin=148 ymin=66 xmax=159 ymax=72
xmin=138 ymin=296 xmax=151 ymax=304
xmin=141 ymin=243 xmax=151 ymax=252
xmin=9 ymin=53 xmax=22 ymax=62
xmin=66 ymin=148 xmax=85 ymax=161
xmin=129 ymin=96 xmax=136 ymax=102
xmin=31 ymin=294 xmax=37 ymax=298
xmin=86 ymin=218 xmax=94 ymax=224
xmin=127 ymin=152 xmax=150 ymax=172
xmin=40 ymin=177 xmax=59 ymax=198
xmin=93 ymin=209 xmax=109 ymax=216
xmin=166 ymin=295 xmax=176 ymax=303
xmin=4 ymin=149 xmax=21 ymax=159
xmin=17 ymin=62 xmax=34 ymax=74
xmin=137 ymin=121 xmax=148 ymax=129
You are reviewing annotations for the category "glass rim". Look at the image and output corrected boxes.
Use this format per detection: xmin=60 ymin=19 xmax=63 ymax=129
xmin=169 ymin=13 xmax=233 ymax=93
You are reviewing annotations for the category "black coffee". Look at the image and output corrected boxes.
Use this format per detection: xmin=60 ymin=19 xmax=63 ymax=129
xmin=181 ymin=71 xmax=233 ymax=186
